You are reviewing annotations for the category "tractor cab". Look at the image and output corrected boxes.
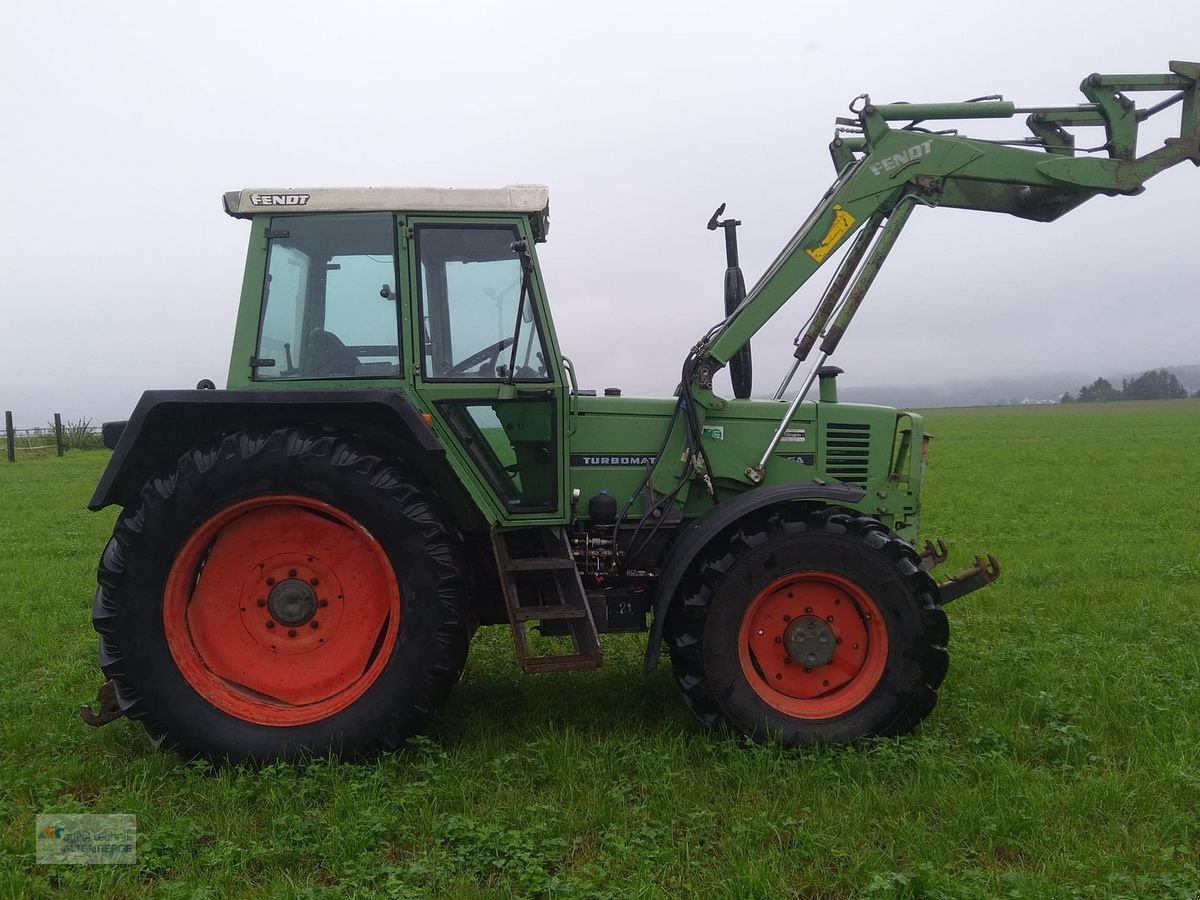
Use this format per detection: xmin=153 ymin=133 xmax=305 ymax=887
xmin=222 ymin=185 xmax=572 ymax=524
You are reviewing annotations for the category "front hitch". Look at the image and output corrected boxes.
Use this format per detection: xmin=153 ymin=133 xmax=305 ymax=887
xmin=935 ymin=554 xmax=1001 ymax=605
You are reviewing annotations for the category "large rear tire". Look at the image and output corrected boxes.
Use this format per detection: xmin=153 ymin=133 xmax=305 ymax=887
xmin=91 ymin=428 xmax=472 ymax=762
xmin=666 ymin=506 xmax=948 ymax=745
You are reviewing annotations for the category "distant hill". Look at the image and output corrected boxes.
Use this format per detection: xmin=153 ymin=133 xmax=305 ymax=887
xmin=784 ymin=365 xmax=1200 ymax=409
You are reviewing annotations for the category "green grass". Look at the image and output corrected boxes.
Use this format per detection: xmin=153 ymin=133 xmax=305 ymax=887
xmin=2 ymin=402 xmax=1200 ymax=898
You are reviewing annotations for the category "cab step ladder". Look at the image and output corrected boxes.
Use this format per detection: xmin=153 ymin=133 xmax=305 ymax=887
xmin=491 ymin=527 xmax=602 ymax=673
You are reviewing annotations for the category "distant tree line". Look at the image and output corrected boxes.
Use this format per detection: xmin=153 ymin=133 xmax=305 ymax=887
xmin=1061 ymin=369 xmax=1197 ymax=403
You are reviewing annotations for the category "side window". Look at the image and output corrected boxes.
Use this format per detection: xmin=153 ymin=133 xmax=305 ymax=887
xmin=255 ymin=213 xmax=400 ymax=380
xmin=416 ymin=225 xmax=550 ymax=381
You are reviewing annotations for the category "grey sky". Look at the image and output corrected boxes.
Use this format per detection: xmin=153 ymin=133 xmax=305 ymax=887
xmin=3 ymin=1 xmax=1197 ymax=424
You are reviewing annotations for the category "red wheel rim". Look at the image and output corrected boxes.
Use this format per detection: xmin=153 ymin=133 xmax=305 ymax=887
xmin=737 ymin=571 xmax=888 ymax=719
xmin=163 ymin=494 xmax=401 ymax=726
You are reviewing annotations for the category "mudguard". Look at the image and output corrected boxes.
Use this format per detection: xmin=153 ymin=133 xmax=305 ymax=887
xmin=89 ymin=389 xmax=475 ymax=521
xmin=643 ymin=481 xmax=866 ymax=672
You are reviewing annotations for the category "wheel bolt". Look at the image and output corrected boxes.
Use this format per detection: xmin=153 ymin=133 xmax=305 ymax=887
xmin=805 ymin=606 xmax=812 ymax=613
xmin=826 ymin=616 xmax=834 ymax=623
xmin=310 ymin=620 xmax=319 ymax=629
xmin=319 ymin=599 xmax=328 ymax=608
xmin=774 ymin=636 xmax=782 ymax=644
xmin=288 ymin=569 xmax=297 ymax=577
xmin=852 ymin=642 xmax=859 ymax=649
xmin=266 ymin=621 xmax=276 ymax=629
xmin=257 ymin=598 xmax=266 ymax=607
xmin=288 ymin=629 xmax=297 ymax=637
xmin=783 ymin=614 xmax=791 ymax=622
xmin=266 ymin=577 xmax=275 ymax=586
xmin=310 ymin=577 xmax=319 ymax=586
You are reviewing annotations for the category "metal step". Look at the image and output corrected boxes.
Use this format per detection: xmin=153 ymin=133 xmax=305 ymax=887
xmin=491 ymin=527 xmax=602 ymax=673
xmin=503 ymin=557 xmax=577 ymax=572
xmin=510 ymin=604 xmax=590 ymax=623
xmin=521 ymin=653 xmax=603 ymax=674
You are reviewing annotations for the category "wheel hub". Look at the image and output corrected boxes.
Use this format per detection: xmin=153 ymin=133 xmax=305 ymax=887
xmin=784 ymin=615 xmax=836 ymax=667
xmin=268 ymin=579 xmax=318 ymax=627
xmin=244 ymin=555 xmax=346 ymax=656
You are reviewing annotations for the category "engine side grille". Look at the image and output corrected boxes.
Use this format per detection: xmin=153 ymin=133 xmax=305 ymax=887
xmin=823 ymin=422 xmax=871 ymax=486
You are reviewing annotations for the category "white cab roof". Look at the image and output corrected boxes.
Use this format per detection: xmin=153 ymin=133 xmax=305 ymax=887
xmin=223 ymin=184 xmax=550 ymax=239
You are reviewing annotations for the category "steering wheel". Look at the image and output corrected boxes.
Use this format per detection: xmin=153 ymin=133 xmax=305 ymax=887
xmin=444 ymin=337 xmax=514 ymax=377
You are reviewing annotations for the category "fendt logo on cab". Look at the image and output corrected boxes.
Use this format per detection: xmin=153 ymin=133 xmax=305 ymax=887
xmin=869 ymin=140 xmax=934 ymax=176
xmin=249 ymin=193 xmax=311 ymax=207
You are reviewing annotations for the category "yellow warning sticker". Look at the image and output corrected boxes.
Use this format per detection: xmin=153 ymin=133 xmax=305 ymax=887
xmin=805 ymin=204 xmax=856 ymax=263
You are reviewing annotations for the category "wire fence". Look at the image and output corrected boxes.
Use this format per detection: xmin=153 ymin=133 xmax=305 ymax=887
xmin=4 ymin=411 xmax=104 ymax=462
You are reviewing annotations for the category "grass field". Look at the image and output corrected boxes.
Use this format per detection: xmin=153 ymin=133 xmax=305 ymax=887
xmin=2 ymin=401 xmax=1199 ymax=898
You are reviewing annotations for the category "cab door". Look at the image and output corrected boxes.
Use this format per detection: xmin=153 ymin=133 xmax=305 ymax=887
xmin=404 ymin=217 xmax=568 ymax=525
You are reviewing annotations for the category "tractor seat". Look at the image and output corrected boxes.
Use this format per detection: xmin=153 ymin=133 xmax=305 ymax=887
xmin=306 ymin=329 xmax=359 ymax=377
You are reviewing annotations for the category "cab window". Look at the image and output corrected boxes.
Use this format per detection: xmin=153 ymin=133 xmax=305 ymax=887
xmin=416 ymin=224 xmax=550 ymax=381
xmin=255 ymin=213 xmax=400 ymax=380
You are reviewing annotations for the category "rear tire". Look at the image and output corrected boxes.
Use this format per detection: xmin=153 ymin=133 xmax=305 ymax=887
xmin=666 ymin=506 xmax=947 ymax=745
xmin=91 ymin=428 xmax=472 ymax=762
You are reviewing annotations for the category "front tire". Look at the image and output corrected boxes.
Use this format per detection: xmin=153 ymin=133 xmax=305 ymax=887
xmin=91 ymin=428 xmax=472 ymax=762
xmin=666 ymin=506 xmax=948 ymax=745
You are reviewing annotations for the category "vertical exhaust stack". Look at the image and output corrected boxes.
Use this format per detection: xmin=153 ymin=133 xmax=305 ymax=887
xmin=708 ymin=204 xmax=752 ymax=399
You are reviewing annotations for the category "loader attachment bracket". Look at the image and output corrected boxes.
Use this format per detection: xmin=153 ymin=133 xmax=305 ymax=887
xmin=918 ymin=538 xmax=949 ymax=572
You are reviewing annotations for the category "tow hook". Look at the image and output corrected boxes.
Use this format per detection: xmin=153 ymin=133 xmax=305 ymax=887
xmin=936 ymin=555 xmax=1001 ymax=605
xmin=80 ymin=680 xmax=124 ymax=727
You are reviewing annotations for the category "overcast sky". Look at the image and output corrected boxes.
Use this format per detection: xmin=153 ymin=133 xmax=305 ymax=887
xmin=3 ymin=1 xmax=1197 ymax=424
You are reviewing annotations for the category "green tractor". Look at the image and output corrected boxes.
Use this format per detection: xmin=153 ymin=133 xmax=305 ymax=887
xmin=83 ymin=63 xmax=1199 ymax=761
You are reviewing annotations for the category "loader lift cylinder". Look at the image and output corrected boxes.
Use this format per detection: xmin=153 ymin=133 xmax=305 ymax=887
xmin=752 ymin=197 xmax=918 ymax=480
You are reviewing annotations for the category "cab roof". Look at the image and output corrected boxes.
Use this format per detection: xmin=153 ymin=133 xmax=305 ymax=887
xmin=222 ymin=184 xmax=550 ymax=240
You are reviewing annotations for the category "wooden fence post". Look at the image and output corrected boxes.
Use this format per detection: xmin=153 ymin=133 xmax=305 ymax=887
xmin=54 ymin=413 xmax=65 ymax=457
xmin=4 ymin=411 xmax=13 ymax=463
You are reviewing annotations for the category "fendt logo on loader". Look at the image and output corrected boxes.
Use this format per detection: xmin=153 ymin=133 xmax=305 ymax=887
xmin=869 ymin=140 xmax=934 ymax=176
xmin=249 ymin=193 xmax=311 ymax=207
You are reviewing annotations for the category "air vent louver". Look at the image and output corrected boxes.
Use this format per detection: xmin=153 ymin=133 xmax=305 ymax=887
xmin=824 ymin=422 xmax=871 ymax=486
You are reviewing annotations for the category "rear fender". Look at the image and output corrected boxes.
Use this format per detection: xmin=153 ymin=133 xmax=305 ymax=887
xmin=644 ymin=481 xmax=866 ymax=671
xmin=90 ymin=389 xmax=481 ymax=527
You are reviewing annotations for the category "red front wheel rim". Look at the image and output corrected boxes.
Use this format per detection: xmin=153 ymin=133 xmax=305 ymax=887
xmin=737 ymin=571 xmax=888 ymax=719
xmin=163 ymin=494 xmax=401 ymax=726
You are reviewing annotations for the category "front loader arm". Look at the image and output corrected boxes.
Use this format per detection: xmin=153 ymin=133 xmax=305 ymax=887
xmin=700 ymin=60 xmax=1200 ymax=378
xmin=644 ymin=61 xmax=1198 ymax=495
